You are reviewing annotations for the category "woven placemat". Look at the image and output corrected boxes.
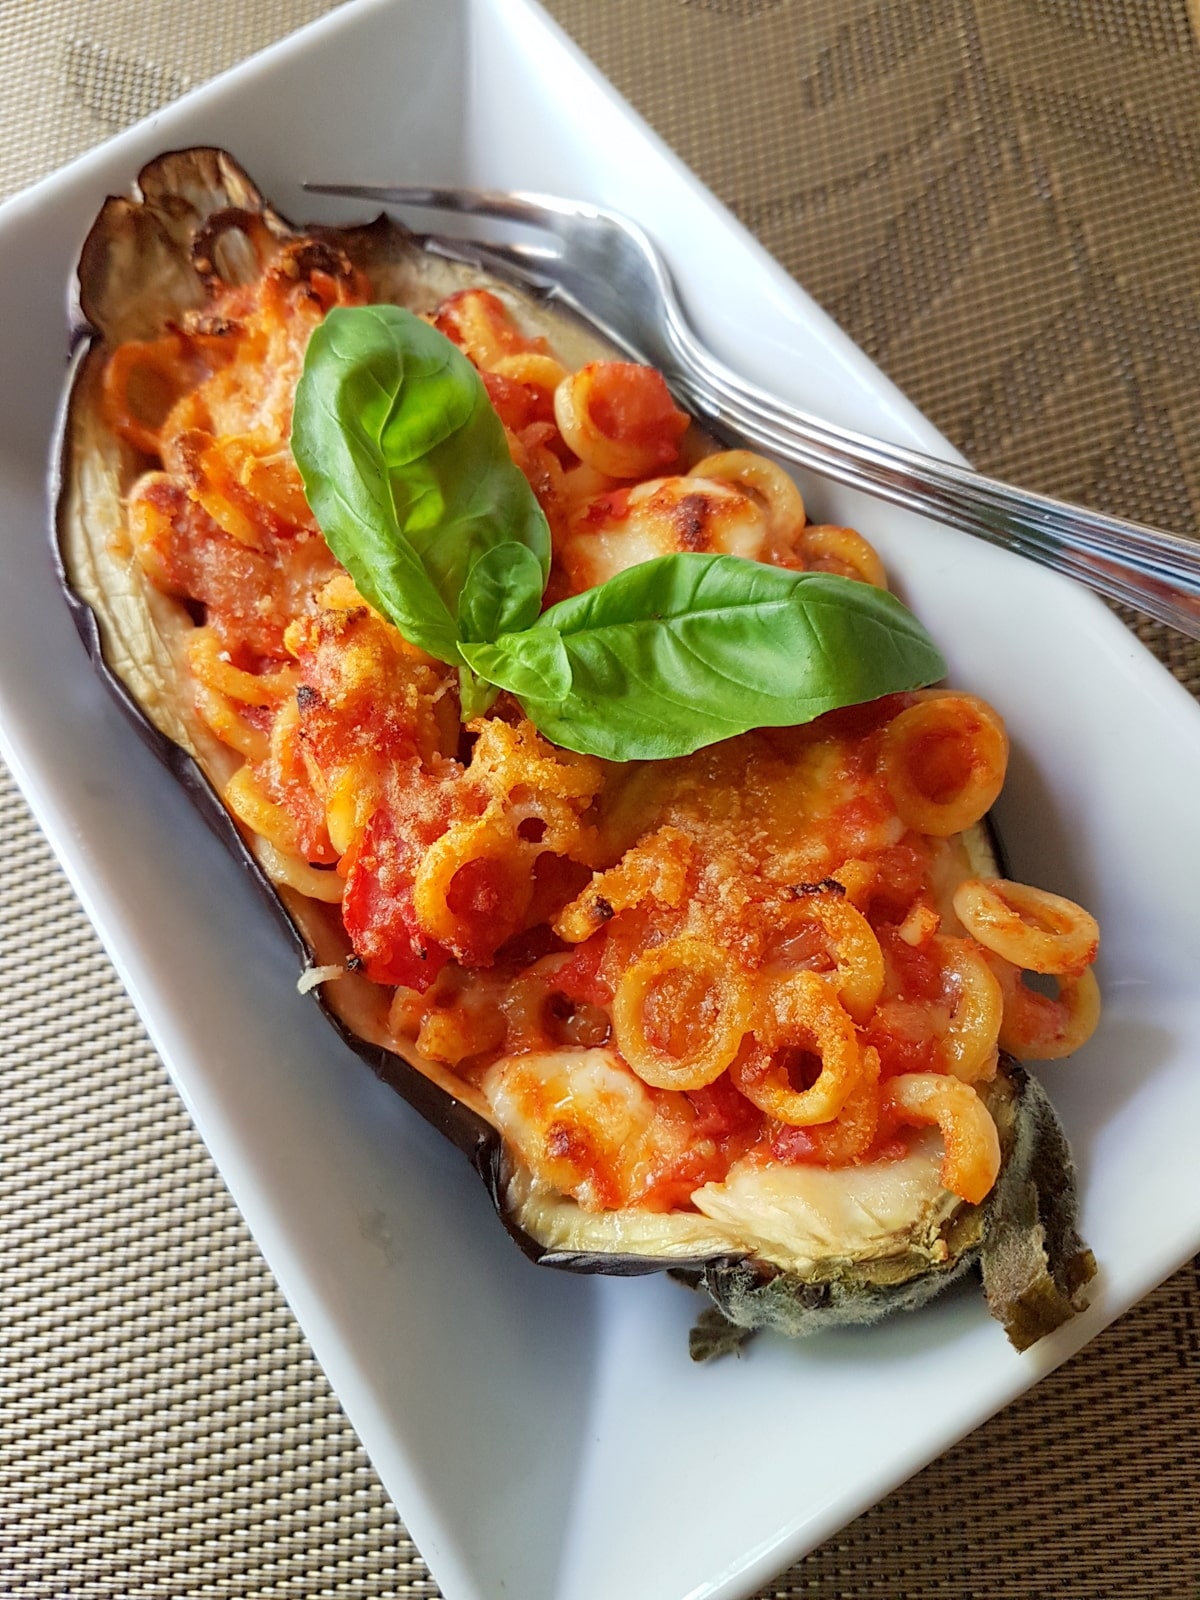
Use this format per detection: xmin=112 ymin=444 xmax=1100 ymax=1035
xmin=3 ymin=2 xmax=1199 ymax=1596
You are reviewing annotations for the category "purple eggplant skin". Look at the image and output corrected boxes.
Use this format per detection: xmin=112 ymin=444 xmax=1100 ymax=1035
xmin=53 ymin=147 xmax=1094 ymax=1354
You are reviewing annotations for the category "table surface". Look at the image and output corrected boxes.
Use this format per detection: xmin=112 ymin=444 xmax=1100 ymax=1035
xmin=3 ymin=2 xmax=1199 ymax=1596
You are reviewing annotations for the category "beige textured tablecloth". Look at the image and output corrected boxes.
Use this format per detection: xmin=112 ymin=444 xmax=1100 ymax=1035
xmin=3 ymin=2 xmax=1199 ymax=1596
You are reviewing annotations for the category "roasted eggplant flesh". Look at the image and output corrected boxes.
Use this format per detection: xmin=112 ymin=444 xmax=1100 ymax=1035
xmin=56 ymin=148 xmax=1098 ymax=1354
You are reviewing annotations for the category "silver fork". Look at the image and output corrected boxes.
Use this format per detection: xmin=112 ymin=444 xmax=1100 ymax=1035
xmin=306 ymin=181 xmax=1200 ymax=640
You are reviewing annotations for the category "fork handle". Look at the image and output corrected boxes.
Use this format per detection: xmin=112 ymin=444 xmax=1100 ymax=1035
xmin=668 ymin=343 xmax=1200 ymax=639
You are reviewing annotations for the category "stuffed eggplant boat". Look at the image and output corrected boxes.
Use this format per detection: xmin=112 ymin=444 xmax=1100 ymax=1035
xmin=56 ymin=149 xmax=1100 ymax=1355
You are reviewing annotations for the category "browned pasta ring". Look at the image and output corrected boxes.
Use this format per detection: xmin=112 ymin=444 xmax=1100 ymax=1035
xmin=102 ymin=333 xmax=194 ymax=455
xmin=796 ymin=524 xmax=887 ymax=587
xmin=993 ymin=960 xmax=1102 ymax=1061
xmin=412 ymin=810 xmax=536 ymax=955
xmin=935 ymin=935 xmax=1004 ymax=1083
xmin=490 ymin=351 xmax=568 ymax=390
xmin=773 ymin=893 xmax=884 ymax=1025
xmin=185 ymin=625 xmax=298 ymax=706
xmin=953 ymin=878 xmax=1099 ymax=976
xmin=613 ymin=935 xmax=751 ymax=1091
xmin=881 ymin=1072 xmax=1001 ymax=1205
xmin=792 ymin=1045 xmax=882 ymax=1165
xmin=880 ymin=692 xmax=1009 ymax=837
xmin=729 ymin=971 xmax=863 ymax=1127
xmin=553 ymin=363 xmax=686 ymax=480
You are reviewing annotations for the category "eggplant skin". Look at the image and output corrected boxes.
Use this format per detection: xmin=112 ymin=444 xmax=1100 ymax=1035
xmin=675 ymin=1062 xmax=1096 ymax=1358
xmin=55 ymin=147 xmax=1096 ymax=1356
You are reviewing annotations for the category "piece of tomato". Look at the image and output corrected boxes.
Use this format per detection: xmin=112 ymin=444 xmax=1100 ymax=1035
xmin=341 ymin=809 xmax=450 ymax=991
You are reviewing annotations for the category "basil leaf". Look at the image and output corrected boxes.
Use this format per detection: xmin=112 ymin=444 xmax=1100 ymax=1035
xmin=458 ymin=541 xmax=546 ymax=644
xmin=461 ymin=553 xmax=946 ymax=759
xmin=464 ymin=621 xmax=572 ymax=703
xmin=291 ymin=305 xmax=550 ymax=664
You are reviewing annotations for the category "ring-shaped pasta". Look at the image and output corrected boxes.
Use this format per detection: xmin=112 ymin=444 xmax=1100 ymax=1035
xmin=505 ymin=426 xmax=569 ymax=534
xmin=183 ymin=431 xmax=312 ymax=548
xmin=254 ymin=838 xmax=345 ymax=905
xmin=936 ymin=935 xmax=1004 ymax=1082
xmin=555 ymin=826 xmax=692 ymax=944
xmin=186 ymin=437 xmax=268 ymax=551
xmin=775 ymin=894 xmax=884 ymax=1024
xmin=881 ymin=1072 xmax=1001 ymax=1204
xmin=434 ymin=288 xmax=532 ymax=370
xmin=952 ymin=878 xmax=1099 ymax=976
xmin=412 ymin=811 xmax=535 ymax=957
xmin=193 ymin=684 xmax=270 ymax=764
xmin=797 ymin=524 xmax=887 ymax=588
xmin=563 ymin=462 xmax=620 ymax=507
xmin=186 ymin=626 xmax=298 ymax=707
xmin=127 ymin=477 xmax=179 ymax=593
xmin=613 ymin=936 xmax=751 ymax=1091
xmin=223 ymin=765 xmax=303 ymax=857
xmin=490 ymin=352 xmax=569 ymax=392
xmin=690 ymin=450 xmax=806 ymax=541
xmin=417 ymin=988 xmax=507 ymax=1066
xmin=102 ymin=333 xmax=193 ymax=454
xmin=268 ymin=693 xmax=304 ymax=777
xmin=795 ymin=1046 xmax=882 ymax=1165
xmin=880 ymin=693 xmax=1009 ymax=837
xmin=993 ymin=960 xmax=1102 ymax=1061
xmin=323 ymin=764 xmax=379 ymax=858
xmin=234 ymin=441 xmax=315 ymax=529
xmin=554 ymin=362 xmax=688 ymax=479
xmin=729 ymin=972 xmax=862 ymax=1127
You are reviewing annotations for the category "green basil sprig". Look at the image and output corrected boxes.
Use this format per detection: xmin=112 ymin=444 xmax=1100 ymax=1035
xmin=460 ymin=555 xmax=946 ymax=759
xmin=292 ymin=305 xmax=548 ymax=666
xmin=291 ymin=305 xmax=947 ymax=760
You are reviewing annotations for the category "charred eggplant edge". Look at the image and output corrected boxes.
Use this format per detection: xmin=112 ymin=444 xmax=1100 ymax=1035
xmin=53 ymin=147 xmax=1096 ymax=1350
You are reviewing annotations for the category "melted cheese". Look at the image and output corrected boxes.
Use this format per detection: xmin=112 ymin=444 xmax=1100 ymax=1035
xmin=562 ymin=475 xmax=769 ymax=591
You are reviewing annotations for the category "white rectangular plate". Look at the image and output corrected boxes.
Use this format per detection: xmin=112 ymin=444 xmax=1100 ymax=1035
xmin=3 ymin=2 xmax=1199 ymax=1597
